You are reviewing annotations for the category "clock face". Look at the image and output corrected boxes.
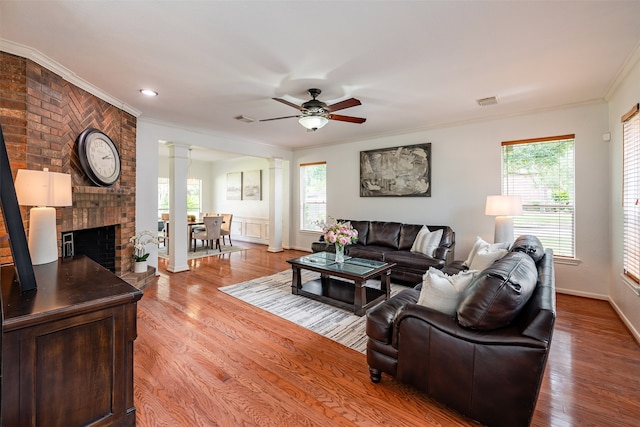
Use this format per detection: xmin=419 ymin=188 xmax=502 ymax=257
xmin=77 ymin=129 xmax=121 ymax=186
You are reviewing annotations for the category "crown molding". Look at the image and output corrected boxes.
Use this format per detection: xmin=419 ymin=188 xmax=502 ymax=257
xmin=604 ymin=38 xmax=640 ymax=101
xmin=0 ymin=38 xmax=141 ymax=117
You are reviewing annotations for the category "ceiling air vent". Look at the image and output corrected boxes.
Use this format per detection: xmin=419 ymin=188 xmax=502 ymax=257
xmin=477 ymin=96 xmax=499 ymax=107
xmin=235 ymin=115 xmax=256 ymax=123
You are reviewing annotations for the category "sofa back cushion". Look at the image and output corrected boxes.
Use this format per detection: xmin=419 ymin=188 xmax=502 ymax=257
xmin=457 ymin=251 xmax=537 ymax=330
xmin=511 ymin=234 xmax=545 ymax=263
xmin=338 ymin=219 xmax=370 ymax=245
xmin=368 ymin=221 xmax=402 ymax=249
xmin=399 ymin=224 xmax=423 ymax=250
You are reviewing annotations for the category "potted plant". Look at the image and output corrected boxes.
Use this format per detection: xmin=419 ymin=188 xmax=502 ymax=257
xmin=130 ymin=230 xmax=158 ymax=273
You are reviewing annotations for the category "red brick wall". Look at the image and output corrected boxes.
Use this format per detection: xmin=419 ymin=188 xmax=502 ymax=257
xmin=0 ymin=51 xmax=136 ymax=275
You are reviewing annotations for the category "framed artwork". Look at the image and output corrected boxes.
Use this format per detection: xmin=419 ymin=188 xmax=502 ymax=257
xmin=360 ymin=143 xmax=431 ymax=197
xmin=226 ymin=172 xmax=242 ymax=200
xmin=243 ymin=170 xmax=262 ymax=201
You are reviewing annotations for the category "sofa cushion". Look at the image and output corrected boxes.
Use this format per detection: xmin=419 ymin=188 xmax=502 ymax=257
xmin=457 ymin=251 xmax=537 ymax=330
xmin=410 ymin=226 xmax=443 ymax=256
xmin=511 ymin=234 xmax=545 ymax=263
xmin=344 ymin=220 xmax=370 ymax=246
xmin=367 ymin=221 xmax=402 ymax=249
xmin=398 ymin=223 xmax=422 ymax=250
xmin=417 ymin=268 xmax=477 ymax=315
xmin=383 ymin=251 xmax=446 ymax=270
xmin=346 ymin=245 xmax=386 ymax=261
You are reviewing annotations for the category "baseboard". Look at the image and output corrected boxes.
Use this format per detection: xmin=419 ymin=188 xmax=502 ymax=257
xmin=608 ymin=297 xmax=640 ymax=346
xmin=555 ymin=287 xmax=608 ymax=300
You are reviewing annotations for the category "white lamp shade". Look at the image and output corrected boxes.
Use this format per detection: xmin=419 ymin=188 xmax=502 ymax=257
xmin=485 ymin=195 xmax=523 ymax=216
xmin=298 ymin=115 xmax=329 ymax=130
xmin=14 ymin=169 xmax=72 ymax=207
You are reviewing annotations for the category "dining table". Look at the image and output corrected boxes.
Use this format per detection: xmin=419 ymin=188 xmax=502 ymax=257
xmin=163 ymin=220 xmax=204 ymax=255
xmin=163 ymin=219 xmax=224 ymax=255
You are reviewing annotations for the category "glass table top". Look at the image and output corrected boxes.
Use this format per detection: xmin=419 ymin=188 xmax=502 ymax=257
xmin=289 ymin=252 xmax=389 ymax=276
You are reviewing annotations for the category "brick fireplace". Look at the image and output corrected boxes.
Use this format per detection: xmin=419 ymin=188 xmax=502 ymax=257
xmin=0 ymin=51 xmax=136 ymax=276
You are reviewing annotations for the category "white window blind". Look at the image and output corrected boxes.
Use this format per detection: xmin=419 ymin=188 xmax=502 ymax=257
xmin=300 ymin=162 xmax=326 ymax=231
xmin=502 ymin=134 xmax=575 ymax=258
xmin=623 ymin=104 xmax=640 ymax=283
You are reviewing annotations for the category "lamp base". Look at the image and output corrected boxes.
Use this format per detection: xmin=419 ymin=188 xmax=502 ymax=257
xmin=28 ymin=206 xmax=59 ymax=265
xmin=494 ymin=216 xmax=515 ymax=244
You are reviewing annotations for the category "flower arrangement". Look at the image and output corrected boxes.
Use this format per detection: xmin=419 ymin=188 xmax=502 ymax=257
xmin=322 ymin=218 xmax=358 ymax=248
xmin=129 ymin=230 xmax=159 ymax=262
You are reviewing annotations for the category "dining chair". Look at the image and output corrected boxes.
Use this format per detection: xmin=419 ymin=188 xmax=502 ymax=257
xmin=192 ymin=215 xmax=223 ymax=252
xmin=157 ymin=220 xmax=167 ymax=247
xmin=221 ymin=213 xmax=233 ymax=246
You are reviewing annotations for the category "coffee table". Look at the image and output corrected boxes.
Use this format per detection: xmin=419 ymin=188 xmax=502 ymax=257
xmin=286 ymin=252 xmax=396 ymax=316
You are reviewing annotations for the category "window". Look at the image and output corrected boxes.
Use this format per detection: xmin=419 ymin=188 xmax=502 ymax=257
xmin=300 ymin=162 xmax=326 ymax=231
xmin=502 ymin=134 xmax=575 ymax=258
xmin=158 ymin=177 xmax=169 ymax=218
xmin=623 ymin=104 xmax=640 ymax=283
xmin=157 ymin=177 xmax=202 ymax=219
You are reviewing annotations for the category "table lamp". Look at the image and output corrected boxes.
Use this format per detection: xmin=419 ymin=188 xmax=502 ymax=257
xmin=485 ymin=195 xmax=522 ymax=244
xmin=14 ymin=168 xmax=72 ymax=265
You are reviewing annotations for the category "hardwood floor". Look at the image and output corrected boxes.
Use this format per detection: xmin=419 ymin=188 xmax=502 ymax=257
xmin=134 ymin=243 xmax=640 ymax=426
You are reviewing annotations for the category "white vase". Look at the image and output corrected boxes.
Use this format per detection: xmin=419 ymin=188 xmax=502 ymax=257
xmin=335 ymin=244 xmax=345 ymax=263
xmin=134 ymin=260 xmax=147 ymax=273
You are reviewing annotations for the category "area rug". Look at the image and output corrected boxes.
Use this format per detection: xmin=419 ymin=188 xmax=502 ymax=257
xmin=158 ymin=244 xmax=246 ymax=260
xmin=218 ymin=270 xmax=404 ymax=353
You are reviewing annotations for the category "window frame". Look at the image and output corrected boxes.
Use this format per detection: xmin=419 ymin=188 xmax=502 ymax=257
xmin=157 ymin=177 xmax=203 ymax=219
xmin=622 ymin=103 xmax=640 ymax=284
xmin=299 ymin=162 xmax=326 ymax=232
xmin=501 ymin=134 xmax=576 ymax=259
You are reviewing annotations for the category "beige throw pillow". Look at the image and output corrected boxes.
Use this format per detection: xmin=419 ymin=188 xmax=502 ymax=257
xmin=463 ymin=236 xmax=510 ymax=268
xmin=410 ymin=226 xmax=443 ymax=257
xmin=416 ymin=268 xmax=478 ymax=315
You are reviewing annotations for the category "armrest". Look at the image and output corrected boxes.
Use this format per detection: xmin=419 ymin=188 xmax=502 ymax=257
xmin=365 ymin=288 xmax=419 ymax=344
xmin=392 ymin=303 xmax=549 ymax=349
xmin=434 ymin=245 xmax=455 ymax=263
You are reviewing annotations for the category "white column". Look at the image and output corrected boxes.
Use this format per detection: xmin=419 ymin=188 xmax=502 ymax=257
xmin=167 ymin=143 xmax=190 ymax=272
xmin=268 ymin=158 xmax=283 ymax=252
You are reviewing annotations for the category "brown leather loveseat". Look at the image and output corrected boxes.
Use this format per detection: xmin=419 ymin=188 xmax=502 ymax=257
xmin=311 ymin=220 xmax=455 ymax=284
xmin=365 ymin=235 xmax=555 ymax=426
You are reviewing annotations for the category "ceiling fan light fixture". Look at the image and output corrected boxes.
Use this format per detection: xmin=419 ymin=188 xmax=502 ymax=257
xmin=298 ymin=115 xmax=328 ymax=131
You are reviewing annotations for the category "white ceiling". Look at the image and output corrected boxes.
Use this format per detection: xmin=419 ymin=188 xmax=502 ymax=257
xmin=2 ymin=1 xmax=640 ymax=155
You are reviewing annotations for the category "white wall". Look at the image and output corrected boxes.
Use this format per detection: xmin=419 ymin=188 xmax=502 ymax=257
xmin=210 ymin=157 xmax=270 ymax=218
xmin=608 ymin=53 xmax=640 ymax=342
xmin=291 ymin=103 xmax=611 ymax=299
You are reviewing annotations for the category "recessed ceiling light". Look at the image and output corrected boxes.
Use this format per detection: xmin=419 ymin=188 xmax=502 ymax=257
xmin=140 ymin=89 xmax=158 ymax=97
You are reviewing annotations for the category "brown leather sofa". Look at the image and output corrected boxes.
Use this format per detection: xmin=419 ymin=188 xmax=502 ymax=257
xmin=311 ymin=220 xmax=455 ymax=284
xmin=365 ymin=235 xmax=555 ymax=427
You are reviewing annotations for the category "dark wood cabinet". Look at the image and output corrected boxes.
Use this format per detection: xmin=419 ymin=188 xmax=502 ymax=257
xmin=1 ymin=256 xmax=143 ymax=426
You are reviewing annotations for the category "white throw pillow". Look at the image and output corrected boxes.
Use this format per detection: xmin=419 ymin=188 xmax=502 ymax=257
xmin=463 ymin=236 xmax=510 ymax=267
xmin=468 ymin=246 xmax=509 ymax=271
xmin=417 ymin=268 xmax=477 ymax=315
xmin=410 ymin=226 xmax=443 ymax=257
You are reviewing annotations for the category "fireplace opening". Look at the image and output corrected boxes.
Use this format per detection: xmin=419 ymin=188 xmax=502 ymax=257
xmin=64 ymin=226 xmax=116 ymax=273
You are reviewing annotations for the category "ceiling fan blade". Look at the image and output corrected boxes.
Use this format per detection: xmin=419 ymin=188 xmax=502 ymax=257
xmin=259 ymin=115 xmax=300 ymax=122
xmin=272 ymin=97 xmax=303 ymax=111
xmin=326 ymin=98 xmax=361 ymax=112
xmin=329 ymin=114 xmax=366 ymax=124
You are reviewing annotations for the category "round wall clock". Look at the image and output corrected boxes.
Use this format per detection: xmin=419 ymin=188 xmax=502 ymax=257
xmin=76 ymin=128 xmax=121 ymax=187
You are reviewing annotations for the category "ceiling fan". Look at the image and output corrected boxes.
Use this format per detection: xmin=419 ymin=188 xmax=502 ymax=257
xmin=260 ymin=88 xmax=366 ymax=131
